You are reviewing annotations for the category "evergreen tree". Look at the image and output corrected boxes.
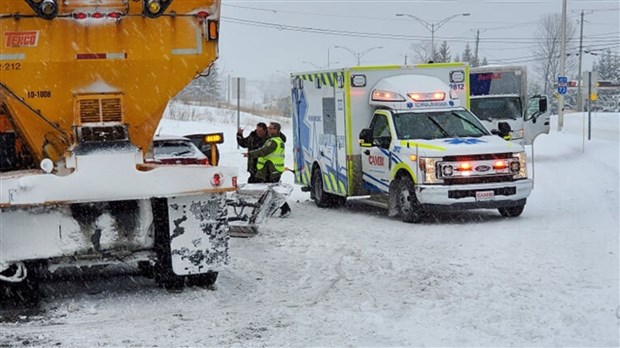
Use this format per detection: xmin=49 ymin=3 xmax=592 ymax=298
xmin=481 ymin=57 xmax=489 ymax=66
xmin=200 ymin=63 xmax=223 ymax=101
xmin=436 ymin=41 xmax=451 ymax=63
xmin=592 ymin=49 xmax=620 ymax=81
xmin=453 ymin=54 xmax=460 ymax=62
xmin=462 ymin=43 xmax=474 ymax=66
xmin=176 ymin=63 xmax=223 ymax=102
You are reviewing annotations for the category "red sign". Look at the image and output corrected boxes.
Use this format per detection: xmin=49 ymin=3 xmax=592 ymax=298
xmin=477 ymin=73 xmax=502 ymax=81
xmin=368 ymin=155 xmax=385 ymax=166
xmin=4 ymin=31 xmax=39 ymax=47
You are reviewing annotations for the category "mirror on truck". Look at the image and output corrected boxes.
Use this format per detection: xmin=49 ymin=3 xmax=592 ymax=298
xmin=359 ymin=128 xmax=373 ymax=147
xmin=539 ymin=96 xmax=548 ymax=113
xmin=525 ymin=95 xmax=548 ymax=121
xmin=492 ymin=122 xmax=512 ymax=140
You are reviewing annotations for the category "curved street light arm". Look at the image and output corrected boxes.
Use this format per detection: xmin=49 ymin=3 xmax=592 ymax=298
xmin=436 ymin=13 xmax=470 ymax=30
xmin=334 ymin=45 xmax=358 ymax=59
xmin=359 ymin=46 xmax=383 ymax=58
xmin=396 ymin=13 xmax=432 ymax=32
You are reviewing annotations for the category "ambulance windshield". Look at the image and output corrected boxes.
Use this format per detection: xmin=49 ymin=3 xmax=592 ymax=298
xmin=393 ymin=109 xmax=490 ymax=140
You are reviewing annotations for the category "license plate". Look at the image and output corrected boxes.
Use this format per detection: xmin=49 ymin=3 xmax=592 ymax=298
xmin=475 ymin=190 xmax=495 ymax=201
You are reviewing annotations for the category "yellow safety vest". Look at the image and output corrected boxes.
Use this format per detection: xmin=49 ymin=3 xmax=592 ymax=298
xmin=257 ymin=137 xmax=285 ymax=172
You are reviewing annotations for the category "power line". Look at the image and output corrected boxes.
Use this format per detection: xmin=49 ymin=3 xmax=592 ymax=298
xmin=223 ymin=16 xmax=618 ymax=45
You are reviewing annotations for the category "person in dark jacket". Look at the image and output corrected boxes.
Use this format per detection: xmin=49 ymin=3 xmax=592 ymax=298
xmin=245 ymin=122 xmax=291 ymax=217
xmin=237 ymin=122 xmax=288 ymax=183
xmin=236 ymin=122 xmax=267 ymax=183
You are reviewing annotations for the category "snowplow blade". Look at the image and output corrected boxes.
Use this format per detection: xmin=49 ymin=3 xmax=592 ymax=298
xmin=227 ymin=183 xmax=293 ymax=237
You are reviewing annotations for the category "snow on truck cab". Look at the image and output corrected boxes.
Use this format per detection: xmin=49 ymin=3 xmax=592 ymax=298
xmin=0 ymin=0 xmax=245 ymax=302
xmin=292 ymin=63 xmax=533 ymax=223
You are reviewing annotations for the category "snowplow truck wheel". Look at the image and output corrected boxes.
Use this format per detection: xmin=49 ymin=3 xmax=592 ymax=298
xmin=395 ymin=176 xmax=424 ymax=223
xmin=187 ymin=271 xmax=218 ymax=288
xmin=0 ymin=262 xmax=43 ymax=308
xmin=498 ymin=204 xmax=525 ymax=217
xmin=151 ymin=198 xmax=186 ymax=291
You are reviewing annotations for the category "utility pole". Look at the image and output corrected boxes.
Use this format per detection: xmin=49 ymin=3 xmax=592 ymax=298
xmin=576 ymin=10 xmax=585 ymax=112
xmin=474 ymin=29 xmax=480 ymax=67
xmin=558 ymin=0 xmax=567 ymax=131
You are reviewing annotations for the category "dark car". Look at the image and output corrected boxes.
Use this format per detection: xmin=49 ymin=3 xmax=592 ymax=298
xmin=184 ymin=133 xmax=221 ymax=166
xmin=145 ymin=134 xmax=209 ymax=165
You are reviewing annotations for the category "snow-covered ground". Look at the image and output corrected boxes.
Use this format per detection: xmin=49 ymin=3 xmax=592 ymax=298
xmin=1 ymin=111 xmax=618 ymax=347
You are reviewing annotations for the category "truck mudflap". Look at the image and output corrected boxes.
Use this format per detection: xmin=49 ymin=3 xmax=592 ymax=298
xmin=167 ymin=193 xmax=229 ymax=276
xmin=227 ymin=183 xmax=293 ymax=237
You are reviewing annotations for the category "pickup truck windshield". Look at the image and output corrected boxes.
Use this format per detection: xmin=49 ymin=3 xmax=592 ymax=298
xmin=393 ymin=109 xmax=490 ymax=140
xmin=470 ymin=96 xmax=522 ymax=121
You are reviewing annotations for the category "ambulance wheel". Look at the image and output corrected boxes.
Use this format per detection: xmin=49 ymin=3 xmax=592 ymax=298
xmin=312 ymin=168 xmax=331 ymax=208
xmin=396 ymin=176 xmax=423 ymax=223
xmin=498 ymin=204 xmax=525 ymax=217
xmin=330 ymin=195 xmax=347 ymax=207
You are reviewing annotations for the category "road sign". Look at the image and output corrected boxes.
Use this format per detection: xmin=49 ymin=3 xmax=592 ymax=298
xmin=557 ymin=76 xmax=568 ymax=95
xmin=558 ymin=76 xmax=568 ymax=84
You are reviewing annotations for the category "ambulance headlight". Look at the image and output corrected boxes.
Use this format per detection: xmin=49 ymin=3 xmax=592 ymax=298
xmin=418 ymin=157 xmax=441 ymax=183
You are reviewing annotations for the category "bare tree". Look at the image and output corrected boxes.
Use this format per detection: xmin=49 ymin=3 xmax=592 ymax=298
xmin=409 ymin=41 xmax=433 ymax=63
xmin=533 ymin=13 xmax=577 ymax=96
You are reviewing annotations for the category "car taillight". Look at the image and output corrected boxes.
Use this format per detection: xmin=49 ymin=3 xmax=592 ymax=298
xmin=211 ymin=173 xmax=222 ymax=187
xmin=198 ymin=158 xmax=209 ymax=165
xmin=232 ymin=176 xmax=238 ymax=188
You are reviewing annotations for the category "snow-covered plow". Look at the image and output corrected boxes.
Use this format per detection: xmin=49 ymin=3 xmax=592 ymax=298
xmin=227 ymin=183 xmax=293 ymax=237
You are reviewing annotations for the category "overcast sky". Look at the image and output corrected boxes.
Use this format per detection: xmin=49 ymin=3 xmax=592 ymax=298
xmin=217 ymin=0 xmax=620 ymax=82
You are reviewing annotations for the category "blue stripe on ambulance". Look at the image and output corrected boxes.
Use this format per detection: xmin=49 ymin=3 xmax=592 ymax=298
xmin=362 ymin=172 xmax=389 ymax=193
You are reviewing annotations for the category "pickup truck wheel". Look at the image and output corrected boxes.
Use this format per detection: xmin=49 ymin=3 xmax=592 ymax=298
xmin=396 ymin=176 xmax=423 ymax=223
xmin=498 ymin=204 xmax=525 ymax=217
xmin=312 ymin=168 xmax=331 ymax=208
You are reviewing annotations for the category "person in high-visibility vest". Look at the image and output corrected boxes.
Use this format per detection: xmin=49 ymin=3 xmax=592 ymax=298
xmin=245 ymin=122 xmax=291 ymax=217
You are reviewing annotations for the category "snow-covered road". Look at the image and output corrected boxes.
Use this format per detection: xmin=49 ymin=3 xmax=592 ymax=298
xmin=1 ymin=112 xmax=618 ymax=347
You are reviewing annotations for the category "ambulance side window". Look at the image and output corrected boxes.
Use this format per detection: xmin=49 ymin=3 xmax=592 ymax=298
xmin=370 ymin=114 xmax=391 ymax=148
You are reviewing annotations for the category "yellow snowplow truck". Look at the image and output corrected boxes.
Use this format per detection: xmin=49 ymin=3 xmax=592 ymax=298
xmin=0 ymin=0 xmax=235 ymax=301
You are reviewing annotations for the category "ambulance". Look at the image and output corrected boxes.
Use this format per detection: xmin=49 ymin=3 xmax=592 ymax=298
xmin=291 ymin=63 xmax=533 ymax=222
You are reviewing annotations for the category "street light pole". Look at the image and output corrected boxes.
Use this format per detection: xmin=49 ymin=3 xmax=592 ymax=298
xmin=396 ymin=12 xmax=470 ymax=61
xmin=334 ymin=45 xmax=383 ymax=66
